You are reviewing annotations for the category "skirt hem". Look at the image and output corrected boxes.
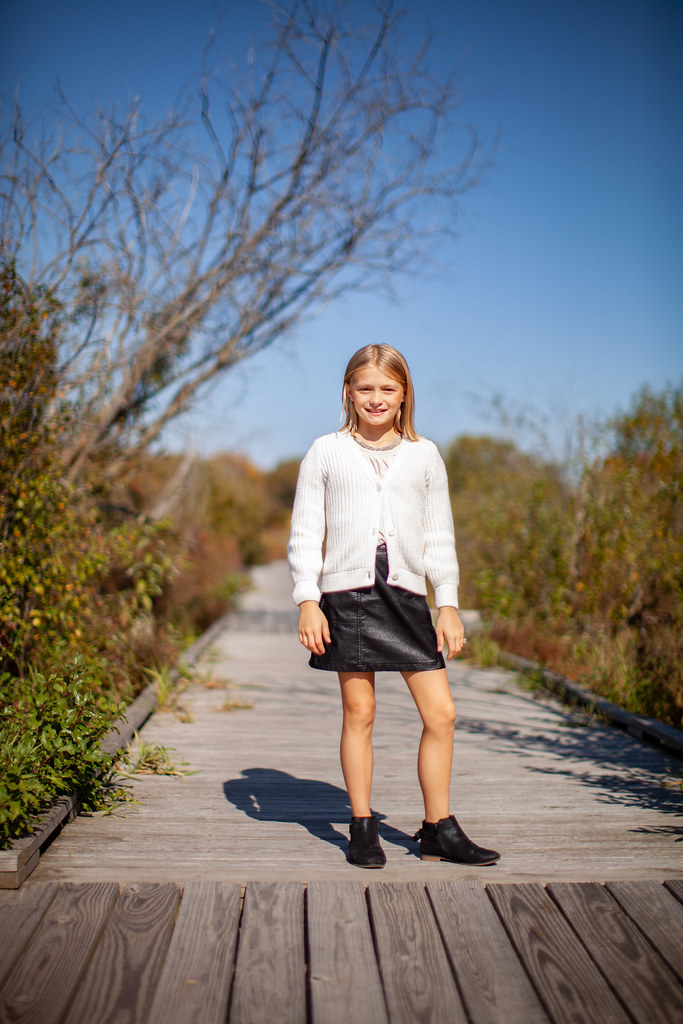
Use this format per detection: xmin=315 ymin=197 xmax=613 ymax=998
xmin=309 ymin=660 xmax=445 ymax=673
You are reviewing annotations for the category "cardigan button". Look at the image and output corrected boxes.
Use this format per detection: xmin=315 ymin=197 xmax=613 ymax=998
xmin=376 ymin=484 xmax=382 ymax=491
xmin=391 ymin=573 xmax=399 ymax=581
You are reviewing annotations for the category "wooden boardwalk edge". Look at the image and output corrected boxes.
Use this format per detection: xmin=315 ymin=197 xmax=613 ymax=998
xmin=500 ymin=651 xmax=683 ymax=756
xmin=2 ymin=879 xmax=683 ymax=1023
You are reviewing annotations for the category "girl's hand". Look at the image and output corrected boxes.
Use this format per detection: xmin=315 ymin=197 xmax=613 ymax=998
xmin=436 ymin=606 xmax=465 ymax=660
xmin=298 ymin=601 xmax=331 ymax=655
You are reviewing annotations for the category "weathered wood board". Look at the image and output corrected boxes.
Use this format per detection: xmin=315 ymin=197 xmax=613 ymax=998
xmin=307 ymin=881 xmax=388 ymax=1024
xmin=2 ymin=879 xmax=682 ymax=1023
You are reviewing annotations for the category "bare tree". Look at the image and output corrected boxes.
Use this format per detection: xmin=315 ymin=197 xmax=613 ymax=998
xmin=1 ymin=0 xmax=489 ymax=480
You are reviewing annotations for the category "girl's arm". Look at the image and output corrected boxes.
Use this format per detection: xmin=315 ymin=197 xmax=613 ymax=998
xmin=424 ymin=446 xmax=464 ymax=658
xmin=288 ymin=441 xmax=331 ymax=653
xmin=423 ymin=445 xmax=460 ymax=608
xmin=288 ymin=443 xmax=326 ymax=605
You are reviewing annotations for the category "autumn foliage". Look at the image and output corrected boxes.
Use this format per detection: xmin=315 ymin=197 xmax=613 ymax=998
xmin=448 ymin=386 xmax=683 ymax=728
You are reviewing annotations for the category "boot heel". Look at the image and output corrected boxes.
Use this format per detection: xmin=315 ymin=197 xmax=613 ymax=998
xmin=421 ymin=853 xmax=442 ymax=862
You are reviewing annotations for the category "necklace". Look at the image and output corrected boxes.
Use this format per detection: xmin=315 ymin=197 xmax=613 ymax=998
xmin=353 ymin=433 xmax=402 ymax=452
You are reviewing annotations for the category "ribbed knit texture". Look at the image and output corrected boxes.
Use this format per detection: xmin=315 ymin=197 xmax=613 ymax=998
xmin=288 ymin=431 xmax=459 ymax=607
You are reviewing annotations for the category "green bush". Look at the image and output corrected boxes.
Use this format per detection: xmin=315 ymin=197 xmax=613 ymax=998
xmin=1 ymin=261 xmax=178 ymax=700
xmin=568 ymin=384 xmax=683 ymax=723
xmin=448 ymin=385 xmax=683 ymax=728
xmin=0 ymin=662 xmax=127 ymax=847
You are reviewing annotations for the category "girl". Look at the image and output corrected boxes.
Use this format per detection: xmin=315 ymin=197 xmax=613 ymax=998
xmin=288 ymin=345 xmax=500 ymax=869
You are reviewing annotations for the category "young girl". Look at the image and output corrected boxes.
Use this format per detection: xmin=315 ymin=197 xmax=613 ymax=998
xmin=288 ymin=345 xmax=500 ymax=869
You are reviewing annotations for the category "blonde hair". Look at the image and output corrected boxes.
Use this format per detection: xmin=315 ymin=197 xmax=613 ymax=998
xmin=341 ymin=344 xmax=418 ymax=441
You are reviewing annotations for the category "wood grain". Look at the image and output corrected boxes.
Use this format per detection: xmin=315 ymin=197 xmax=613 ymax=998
xmin=0 ymin=882 xmax=59 ymax=986
xmin=606 ymin=880 xmax=683 ymax=983
xmin=229 ymin=881 xmax=306 ymax=1024
xmin=146 ymin=882 xmax=241 ymax=1024
xmin=488 ymin=882 xmax=630 ymax=1024
xmin=368 ymin=881 xmax=467 ymax=1024
xmin=0 ymin=881 xmax=119 ymax=1024
xmin=548 ymin=881 xmax=683 ymax=1024
xmin=665 ymin=879 xmax=683 ymax=904
xmin=427 ymin=879 xmax=549 ymax=1024
xmin=307 ymin=881 xmax=388 ymax=1024
xmin=62 ymin=882 xmax=180 ymax=1024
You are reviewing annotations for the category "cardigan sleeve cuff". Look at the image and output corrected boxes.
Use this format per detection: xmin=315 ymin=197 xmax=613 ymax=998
xmin=434 ymin=584 xmax=459 ymax=609
xmin=292 ymin=581 xmax=322 ymax=606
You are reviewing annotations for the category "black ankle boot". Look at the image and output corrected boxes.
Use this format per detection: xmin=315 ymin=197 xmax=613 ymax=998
xmin=413 ymin=815 xmax=500 ymax=865
xmin=348 ymin=816 xmax=386 ymax=868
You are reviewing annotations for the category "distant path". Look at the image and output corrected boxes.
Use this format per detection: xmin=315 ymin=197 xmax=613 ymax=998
xmin=238 ymin=560 xmax=295 ymax=612
xmin=28 ymin=562 xmax=683 ymax=883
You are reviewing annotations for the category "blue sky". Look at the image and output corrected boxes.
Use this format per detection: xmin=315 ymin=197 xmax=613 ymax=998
xmin=2 ymin=0 xmax=681 ymax=467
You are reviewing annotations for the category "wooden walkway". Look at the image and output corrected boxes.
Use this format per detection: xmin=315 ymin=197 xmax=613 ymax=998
xmin=2 ymin=561 xmax=683 ymax=1021
xmin=2 ymin=878 xmax=683 ymax=1022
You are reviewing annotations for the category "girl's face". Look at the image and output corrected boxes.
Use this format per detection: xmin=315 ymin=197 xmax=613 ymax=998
xmin=348 ymin=364 xmax=405 ymax=434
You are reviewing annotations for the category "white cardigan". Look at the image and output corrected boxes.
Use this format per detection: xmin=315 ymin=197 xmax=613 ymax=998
xmin=288 ymin=431 xmax=459 ymax=608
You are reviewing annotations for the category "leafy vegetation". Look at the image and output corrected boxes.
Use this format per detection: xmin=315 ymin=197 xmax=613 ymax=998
xmin=0 ymin=262 xmax=291 ymax=847
xmin=448 ymin=384 xmax=683 ymax=728
xmin=0 ymin=665 xmax=130 ymax=844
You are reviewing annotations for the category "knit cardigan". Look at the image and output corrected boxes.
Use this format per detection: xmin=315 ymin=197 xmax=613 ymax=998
xmin=288 ymin=431 xmax=459 ymax=608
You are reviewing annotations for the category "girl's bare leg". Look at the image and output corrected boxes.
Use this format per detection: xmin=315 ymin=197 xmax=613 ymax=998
xmin=338 ymin=672 xmax=377 ymax=817
xmin=402 ymin=668 xmax=456 ymax=822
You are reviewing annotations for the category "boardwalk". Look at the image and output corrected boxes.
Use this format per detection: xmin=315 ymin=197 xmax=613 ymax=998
xmin=1 ymin=561 xmax=683 ymax=1021
xmin=2 ymin=878 xmax=683 ymax=1023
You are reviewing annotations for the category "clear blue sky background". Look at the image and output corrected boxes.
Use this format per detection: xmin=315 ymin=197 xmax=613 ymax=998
xmin=3 ymin=0 xmax=681 ymax=467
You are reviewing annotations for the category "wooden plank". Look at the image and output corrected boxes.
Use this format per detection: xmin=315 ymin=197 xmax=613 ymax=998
xmin=0 ymin=881 xmax=119 ymax=1024
xmin=307 ymin=881 xmax=388 ymax=1024
xmin=0 ymin=794 xmax=80 ymax=889
xmin=229 ymin=881 xmax=306 ymax=1024
xmin=487 ymin=883 xmax=630 ymax=1024
xmin=62 ymin=882 xmax=180 ymax=1024
xmin=606 ymin=881 xmax=683 ymax=983
xmin=0 ymin=882 xmax=59 ymax=986
xmin=368 ymin=881 xmax=467 ymax=1024
xmin=427 ymin=880 xmax=549 ymax=1024
xmin=665 ymin=880 xmax=683 ymax=904
xmin=101 ymin=683 xmax=158 ymax=755
xmin=0 ymin=847 xmax=40 ymax=890
xmin=548 ymin=882 xmax=683 ymax=1024
xmin=146 ymin=882 xmax=241 ymax=1024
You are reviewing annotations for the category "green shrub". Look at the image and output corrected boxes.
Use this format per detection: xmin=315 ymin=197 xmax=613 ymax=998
xmin=0 ymin=662 xmax=127 ymax=847
xmin=449 ymin=384 xmax=683 ymax=728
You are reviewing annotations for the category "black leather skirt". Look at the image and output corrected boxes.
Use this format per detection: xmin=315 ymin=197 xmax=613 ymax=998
xmin=309 ymin=545 xmax=445 ymax=673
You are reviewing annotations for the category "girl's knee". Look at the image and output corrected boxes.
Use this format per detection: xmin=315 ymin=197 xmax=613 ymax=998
xmin=343 ymin=696 xmax=376 ymax=730
xmin=427 ymin=699 xmax=456 ymax=733
xmin=442 ymin=699 xmax=457 ymax=729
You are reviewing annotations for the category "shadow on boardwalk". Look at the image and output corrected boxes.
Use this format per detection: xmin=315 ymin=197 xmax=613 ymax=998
xmin=223 ymin=768 xmax=417 ymax=854
xmin=461 ymin=712 xmax=683 ymax=826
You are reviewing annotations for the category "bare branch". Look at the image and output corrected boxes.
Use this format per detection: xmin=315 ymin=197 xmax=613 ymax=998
xmin=0 ymin=0 xmax=492 ymax=480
